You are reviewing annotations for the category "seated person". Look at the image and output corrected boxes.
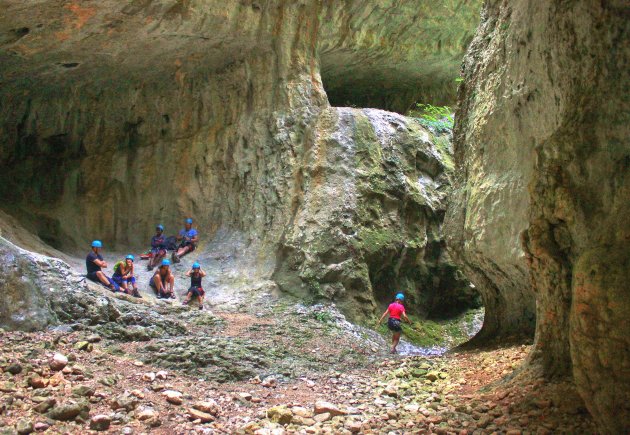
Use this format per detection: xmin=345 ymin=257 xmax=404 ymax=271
xmin=172 ymin=218 xmax=199 ymax=263
xmin=147 ymin=224 xmax=167 ymax=271
xmin=85 ymin=240 xmax=118 ymax=292
xmin=150 ymin=259 xmax=175 ymax=299
xmin=183 ymin=262 xmax=206 ymax=310
xmin=112 ymin=254 xmax=141 ymax=298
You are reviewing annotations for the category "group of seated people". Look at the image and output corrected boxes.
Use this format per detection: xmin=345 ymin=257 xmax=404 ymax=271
xmin=85 ymin=218 xmax=207 ymax=309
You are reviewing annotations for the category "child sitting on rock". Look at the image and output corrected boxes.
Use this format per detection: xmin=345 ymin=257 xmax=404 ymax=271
xmin=183 ymin=262 xmax=206 ymax=310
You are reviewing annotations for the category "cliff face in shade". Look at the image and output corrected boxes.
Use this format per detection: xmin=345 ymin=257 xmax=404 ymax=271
xmin=319 ymin=0 xmax=482 ymax=112
xmin=0 ymin=1 xmax=478 ymax=320
xmin=445 ymin=1 xmax=630 ymax=432
xmin=0 ymin=0 xmax=328 ymax=251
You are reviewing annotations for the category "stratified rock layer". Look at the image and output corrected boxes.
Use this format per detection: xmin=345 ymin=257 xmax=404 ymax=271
xmin=446 ymin=1 xmax=630 ymax=432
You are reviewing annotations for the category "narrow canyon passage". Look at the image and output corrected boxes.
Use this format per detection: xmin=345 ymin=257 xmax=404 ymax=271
xmin=1 ymin=0 xmax=628 ymax=434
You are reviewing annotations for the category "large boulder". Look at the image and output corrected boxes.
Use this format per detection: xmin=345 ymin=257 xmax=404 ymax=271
xmin=0 ymin=235 xmax=119 ymax=331
xmin=273 ymin=107 xmax=476 ymax=318
xmin=446 ymin=1 xmax=630 ymax=432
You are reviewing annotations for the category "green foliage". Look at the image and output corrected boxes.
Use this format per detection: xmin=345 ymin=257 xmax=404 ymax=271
xmin=313 ymin=311 xmax=334 ymax=324
xmin=408 ymin=103 xmax=454 ymax=134
xmin=376 ymin=308 xmax=484 ymax=348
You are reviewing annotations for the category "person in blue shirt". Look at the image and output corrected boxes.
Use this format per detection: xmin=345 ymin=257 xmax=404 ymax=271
xmin=85 ymin=240 xmax=119 ymax=292
xmin=147 ymin=224 xmax=167 ymax=271
xmin=172 ymin=218 xmax=199 ymax=263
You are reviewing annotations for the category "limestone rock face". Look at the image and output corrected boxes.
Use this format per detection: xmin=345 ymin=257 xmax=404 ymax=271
xmin=446 ymin=1 xmax=630 ymax=432
xmin=0 ymin=235 xmax=119 ymax=331
xmin=0 ymin=0 xmax=328 ymax=251
xmin=274 ymin=107 xmax=474 ymax=318
xmin=319 ymin=0 xmax=482 ymax=111
xmin=0 ymin=1 xmax=477 ymax=318
xmin=0 ymin=0 xmax=482 ymax=251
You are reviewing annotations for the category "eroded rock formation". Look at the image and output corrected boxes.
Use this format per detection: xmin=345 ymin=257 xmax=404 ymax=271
xmin=446 ymin=1 xmax=630 ymax=432
xmin=0 ymin=234 xmax=118 ymax=331
xmin=319 ymin=0 xmax=481 ymax=112
xmin=0 ymin=1 xmax=479 ymax=319
xmin=274 ymin=107 xmax=475 ymax=320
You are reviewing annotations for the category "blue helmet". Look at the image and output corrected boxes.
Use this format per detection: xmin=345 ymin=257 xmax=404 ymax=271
xmin=185 ymin=218 xmax=193 ymax=224
xmin=91 ymin=240 xmax=102 ymax=248
xmin=161 ymin=259 xmax=171 ymax=267
xmin=126 ymin=254 xmax=134 ymax=262
xmin=192 ymin=262 xmax=200 ymax=269
xmin=156 ymin=224 xmax=164 ymax=231
xmin=395 ymin=293 xmax=405 ymax=301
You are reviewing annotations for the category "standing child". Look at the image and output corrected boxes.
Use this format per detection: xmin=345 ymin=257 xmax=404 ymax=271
xmin=378 ymin=293 xmax=411 ymax=354
xmin=112 ymin=255 xmax=141 ymax=297
xmin=183 ymin=262 xmax=206 ymax=310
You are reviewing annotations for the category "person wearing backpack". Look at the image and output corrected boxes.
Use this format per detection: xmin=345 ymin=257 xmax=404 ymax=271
xmin=112 ymin=255 xmax=141 ymax=297
xmin=147 ymin=224 xmax=167 ymax=271
xmin=377 ymin=293 xmax=411 ymax=354
xmin=182 ymin=262 xmax=207 ymax=310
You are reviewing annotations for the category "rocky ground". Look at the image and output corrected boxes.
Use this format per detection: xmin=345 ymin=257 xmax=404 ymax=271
xmin=0 ymin=283 xmax=595 ymax=435
xmin=0 ymin=237 xmax=594 ymax=434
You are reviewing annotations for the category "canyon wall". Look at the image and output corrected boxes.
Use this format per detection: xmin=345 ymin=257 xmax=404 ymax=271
xmin=0 ymin=1 xmax=480 ymax=318
xmin=319 ymin=0 xmax=481 ymax=112
xmin=446 ymin=1 xmax=630 ymax=432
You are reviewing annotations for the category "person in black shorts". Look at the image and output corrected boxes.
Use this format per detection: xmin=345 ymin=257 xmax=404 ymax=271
xmin=150 ymin=259 xmax=175 ymax=299
xmin=85 ymin=240 xmax=118 ymax=292
xmin=377 ymin=293 xmax=411 ymax=353
xmin=183 ymin=262 xmax=206 ymax=310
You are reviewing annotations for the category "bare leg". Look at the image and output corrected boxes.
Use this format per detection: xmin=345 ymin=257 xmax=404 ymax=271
xmin=167 ymin=274 xmax=175 ymax=298
xmin=197 ymin=295 xmax=204 ymax=310
xmin=153 ymin=275 xmax=165 ymax=297
xmin=392 ymin=332 xmax=402 ymax=353
xmin=176 ymin=245 xmax=192 ymax=258
xmin=182 ymin=292 xmax=192 ymax=305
